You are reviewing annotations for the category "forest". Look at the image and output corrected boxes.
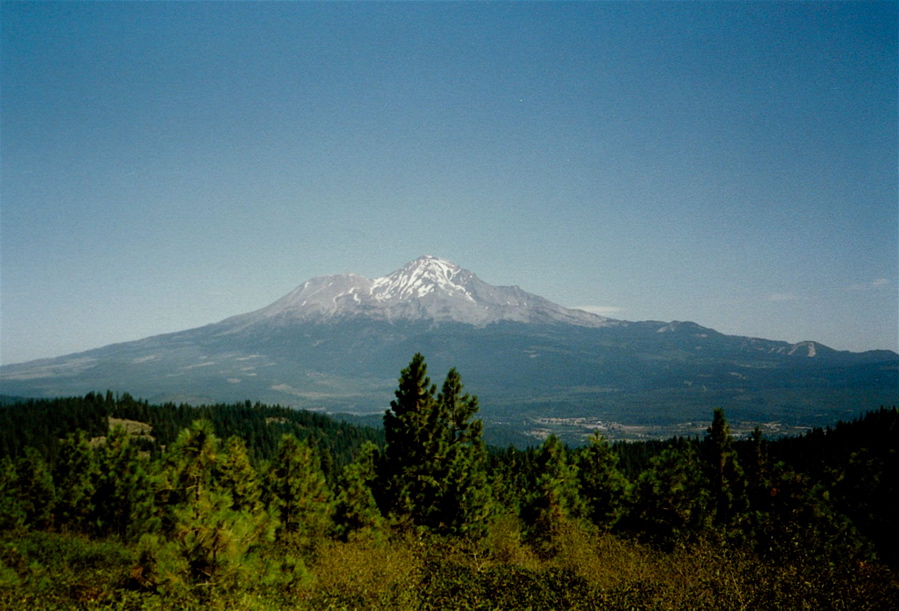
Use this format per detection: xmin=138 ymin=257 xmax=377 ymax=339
xmin=0 ymin=353 xmax=896 ymax=610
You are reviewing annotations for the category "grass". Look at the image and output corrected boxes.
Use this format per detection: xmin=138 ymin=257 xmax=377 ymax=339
xmin=1 ymin=522 xmax=896 ymax=610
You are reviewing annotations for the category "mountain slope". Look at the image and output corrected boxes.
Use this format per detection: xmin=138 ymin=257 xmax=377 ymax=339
xmin=224 ymin=255 xmax=613 ymax=328
xmin=1 ymin=256 xmax=896 ymax=438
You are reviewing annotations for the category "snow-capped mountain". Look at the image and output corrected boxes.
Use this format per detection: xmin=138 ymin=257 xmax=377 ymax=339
xmin=228 ymin=255 xmax=613 ymax=328
xmin=1 ymin=256 xmax=896 ymax=438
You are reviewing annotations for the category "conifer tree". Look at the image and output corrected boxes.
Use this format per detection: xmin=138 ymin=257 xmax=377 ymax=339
xmin=15 ymin=447 xmax=56 ymax=530
xmin=52 ymin=430 xmax=98 ymax=532
xmin=577 ymin=431 xmax=628 ymax=530
xmin=744 ymin=426 xmax=770 ymax=511
xmin=218 ymin=435 xmax=263 ymax=513
xmin=93 ymin=425 xmax=155 ymax=540
xmin=269 ymin=434 xmax=332 ymax=542
xmin=436 ymin=369 xmax=492 ymax=537
xmin=165 ymin=419 xmax=218 ymax=507
xmin=0 ymin=457 xmax=24 ymax=530
xmin=623 ymin=443 xmax=708 ymax=549
xmin=703 ymin=409 xmax=748 ymax=530
xmin=379 ymin=353 xmax=441 ymax=526
xmin=378 ymin=354 xmax=491 ymax=536
xmin=333 ymin=441 xmax=383 ymax=541
xmin=521 ymin=435 xmax=585 ymax=544
xmin=148 ymin=421 xmax=274 ymax=589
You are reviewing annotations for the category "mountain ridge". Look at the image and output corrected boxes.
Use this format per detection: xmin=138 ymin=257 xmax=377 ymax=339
xmin=223 ymin=255 xmax=615 ymax=329
xmin=1 ymin=256 xmax=895 ymax=440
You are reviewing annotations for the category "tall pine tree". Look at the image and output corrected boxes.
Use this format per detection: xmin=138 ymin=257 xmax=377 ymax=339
xmin=378 ymin=354 xmax=491 ymax=536
xmin=52 ymin=430 xmax=97 ymax=532
xmin=521 ymin=435 xmax=585 ymax=545
xmin=577 ymin=431 xmax=628 ymax=530
xmin=92 ymin=426 xmax=155 ymax=540
xmin=268 ymin=434 xmax=332 ymax=543
xmin=333 ymin=441 xmax=383 ymax=541
xmin=702 ymin=408 xmax=748 ymax=535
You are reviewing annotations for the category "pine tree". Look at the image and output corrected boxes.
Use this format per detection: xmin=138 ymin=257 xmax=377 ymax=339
xmin=577 ymin=431 xmax=628 ymax=530
xmin=147 ymin=421 xmax=274 ymax=589
xmin=268 ymin=434 xmax=332 ymax=542
xmin=92 ymin=425 xmax=155 ymax=540
xmin=0 ymin=457 xmax=24 ymax=530
xmin=623 ymin=443 xmax=708 ymax=550
xmin=333 ymin=441 xmax=383 ymax=541
xmin=15 ymin=447 xmax=56 ymax=530
xmin=434 ymin=368 xmax=492 ymax=537
xmin=217 ymin=435 xmax=263 ymax=513
xmin=52 ymin=430 xmax=98 ymax=532
xmin=165 ymin=419 xmax=218 ymax=509
xmin=379 ymin=353 xmax=441 ymax=526
xmin=378 ymin=355 xmax=492 ymax=536
xmin=703 ymin=408 xmax=748 ymax=530
xmin=521 ymin=435 xmax=585 ymax=545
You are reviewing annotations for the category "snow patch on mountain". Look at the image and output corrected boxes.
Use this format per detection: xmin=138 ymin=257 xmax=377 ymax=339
xmin=371 ymin=255 xmax=475 ymax=302
xmin=224 ymin=255 xmax=615 ymax=329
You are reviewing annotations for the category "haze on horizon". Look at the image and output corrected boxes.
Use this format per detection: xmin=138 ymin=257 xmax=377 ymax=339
xmin=1 ymin=2 xmax=896 ymax=366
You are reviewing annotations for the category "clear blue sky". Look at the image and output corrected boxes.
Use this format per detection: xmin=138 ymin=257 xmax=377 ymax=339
xmin=1 ymin=1 xmax=896 ymax=365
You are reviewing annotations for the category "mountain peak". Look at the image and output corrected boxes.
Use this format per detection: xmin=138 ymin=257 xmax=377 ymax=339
xmin=371 ymin=255 xmax=473 ymax=302
xmin=231 ymin=256 xmax=613 ymax=329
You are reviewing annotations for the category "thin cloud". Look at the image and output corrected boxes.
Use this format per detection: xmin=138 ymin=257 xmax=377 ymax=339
xmin=847 ymin=278 xmax=890 ymax=291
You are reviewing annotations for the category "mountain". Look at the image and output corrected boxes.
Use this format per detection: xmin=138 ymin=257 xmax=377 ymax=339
xmin=1 ymin=256 xmax=896 ymax=441
xmin=225 ymin=255 xmax=612 ymax=328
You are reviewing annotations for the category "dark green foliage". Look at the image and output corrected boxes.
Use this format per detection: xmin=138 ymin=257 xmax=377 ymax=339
xmin=0 ymin=394 xmax=108 ymax=461
xmin=379 ymin=353 xmax=441 ymax=525
xmin=268 ymin=434 xmax=332 ymax=542
xmin=52 ymin=430 xmax=97 ymax=532
xmin=766 ymin=406 xmax=899 ymax=565
xmin=378 ymin=355 xmax=492 ymax=536
xmin=577 ymin=431 xmax=629 ymax=530
xmin=702 ymin=409 xmax=748 ymax=536
xmin=14 ymin=448 xmax=56 ymax=530
xmin=217 ymin=435 xmax=264 ymax=513
xmin=520 ymin=435 xmax=586 ymax=547
xmin=140 ymin=421 xmax=275 ymax=592
xmin=92 ymin=426 xmax=155 ymax=541
xmin=333 ymin=441 xmax=383 ymax=541
xmin=0 ymin=458 xmax=24 ymax=531
xmin=622 ymin=442 xmax=709 ymax=550
xmin=0 ymin=381 xmax=895 ymax=608
xmin=0 ymin=392 xmax=383 ymax=469
xmin=432 ymin=367 xmax=493 ymax=538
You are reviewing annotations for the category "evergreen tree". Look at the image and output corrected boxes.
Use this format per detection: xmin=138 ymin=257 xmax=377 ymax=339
xmin=378 ymin=355 xmax=491 ymax=536
xmin=164 ymin=420 xmax=218 ymax=507
xmin=743 ymin=424 xmax=773 ymax=534
xmin=333 ymin=441 xmax=383 ymax=541
xmin=577 ymin=431 xmax=628 ymax=530
xmin=147 ymin=421 xmax=274 ymax=589
xmin=623 ymin=443 xmax=708 ymax=550
xmin=92 ymin=425 xmax=155 ymax=540
xmin=521 ymin=435 xmax=585 ymax=545
xmin=52 ymin=430 xmax=98 ymax=532
xmin=217 ymin=435 xmax=263 ymax=513
xmin=0 ymin=457 xmax=24 ymax=530
xmin=702 ymin=409 xmax=748 ymax=531
xmin=379 ymin=353 xmax=441 ymax=526
xmin=433 ymin=368 xmax=492 ymax=537
xmin=268 ymin=434 xmax=332 ymax=542
xmin=15 ymin=447 xmax=56 ymax=530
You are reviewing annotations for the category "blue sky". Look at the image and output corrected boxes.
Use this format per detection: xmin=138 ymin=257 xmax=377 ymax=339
xmin=1 ymin=1 xmax=896 ymax=365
